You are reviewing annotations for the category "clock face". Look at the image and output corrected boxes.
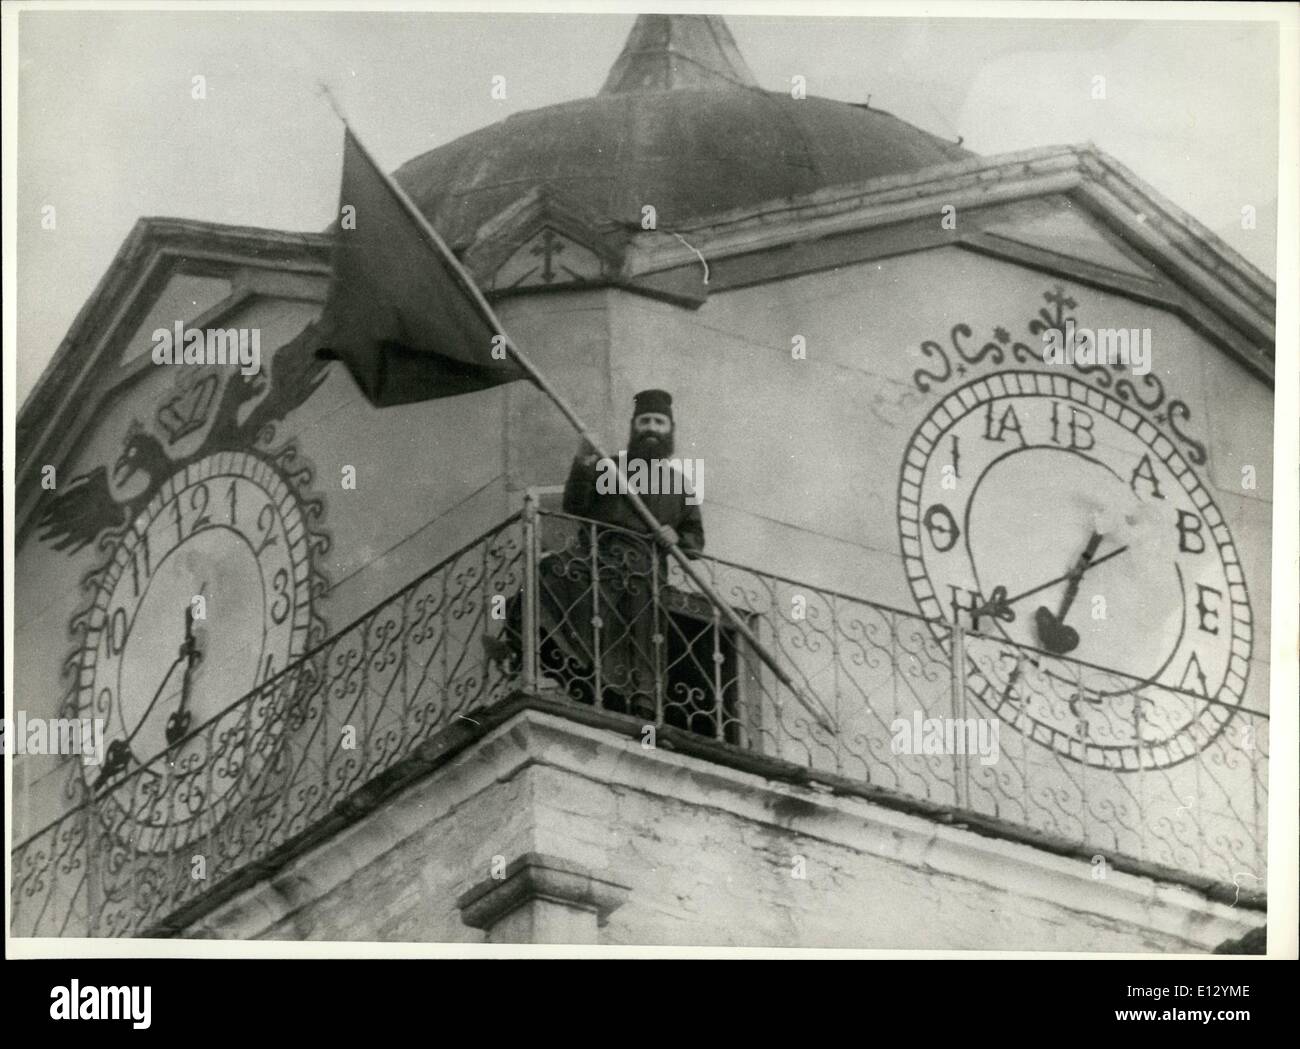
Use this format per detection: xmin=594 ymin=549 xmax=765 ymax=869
xmin=77 ymin=451 xmax=313 ymax=848
xmin=898 ymin=371 xmax=1251 ymax=769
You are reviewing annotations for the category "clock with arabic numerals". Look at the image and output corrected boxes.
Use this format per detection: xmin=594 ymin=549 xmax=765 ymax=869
xmin=77 ymin=452 xmax=312 ymax=850
xmin=897 ymin=371 xmax=1251 ymax=769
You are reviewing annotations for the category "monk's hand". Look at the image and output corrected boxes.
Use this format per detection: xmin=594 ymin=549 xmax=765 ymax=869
xmin=654 ymin=525 xmax=679 ymax=549
xmin=576 ymin=436 xmax=601 ymax=468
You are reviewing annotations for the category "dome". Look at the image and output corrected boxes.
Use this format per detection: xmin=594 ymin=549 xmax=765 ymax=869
xmin=393 ymin=15 xmax=972 ymax=248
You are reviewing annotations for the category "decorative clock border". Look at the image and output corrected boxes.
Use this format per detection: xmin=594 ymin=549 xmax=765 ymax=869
xmin=77 ymin=448 xmax=324 ymax=852
xmin=37 ymin=323 xmax=334 ymax=810
xmin=897 ymin=369 xmax=1252 ymax=770
xmin=910 ymin=283 xmax=1209 ymax=465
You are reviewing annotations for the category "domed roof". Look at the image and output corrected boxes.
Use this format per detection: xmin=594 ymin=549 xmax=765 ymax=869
xmin=394 ymin=15 xmax=972 ymax=248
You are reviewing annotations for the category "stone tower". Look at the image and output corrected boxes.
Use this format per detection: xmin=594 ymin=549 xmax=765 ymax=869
xmin=13 ymin=15 xmax=1272 ymax=949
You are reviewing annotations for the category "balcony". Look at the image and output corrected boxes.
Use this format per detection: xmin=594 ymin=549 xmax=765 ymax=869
xmin=10 ymin=505 xmax=1269 ymax=937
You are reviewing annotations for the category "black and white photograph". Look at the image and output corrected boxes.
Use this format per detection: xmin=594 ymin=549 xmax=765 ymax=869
xmin=4 ymin=0 xmax=1296 ymax=976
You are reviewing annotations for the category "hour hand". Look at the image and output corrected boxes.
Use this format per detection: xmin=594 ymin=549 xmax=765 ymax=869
xmin=93 ymin=738 xmax=134 ymax=791
xmin=1034 ymin=532 xmax=1105 ymax=654
xmin=1034 ymin=605 xmax=1081 ymax=655
xmin=164 ymin=708 xmax=192 ymax=747
xmin=166 ymin=602 xmax=204 ymax=748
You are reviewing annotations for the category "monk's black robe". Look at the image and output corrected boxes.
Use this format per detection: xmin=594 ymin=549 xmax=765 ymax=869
xmin=560 ymin=454 xmax=704 ymax=556
xmin=518 ymin=453 xmax=705 ymax=716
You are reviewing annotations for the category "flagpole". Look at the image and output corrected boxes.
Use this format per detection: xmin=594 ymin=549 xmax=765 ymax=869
xmin=319 ymin=94 xmax=837 ymax=736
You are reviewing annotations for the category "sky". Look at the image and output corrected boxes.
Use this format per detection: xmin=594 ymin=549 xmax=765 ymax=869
xmin=14 ymin=7 xmax=1281 ymax=401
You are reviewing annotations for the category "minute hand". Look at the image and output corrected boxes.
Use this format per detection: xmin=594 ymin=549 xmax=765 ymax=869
xmin=1005 ymin=542 xmax=1129 ymax=609
xmin=93 ymin=652 xmax=186 ymax=791
xmin=124 ymin=653 xmax=187 ymax=749
xmin=1055 ymin=532 xmax=1103 ymax=620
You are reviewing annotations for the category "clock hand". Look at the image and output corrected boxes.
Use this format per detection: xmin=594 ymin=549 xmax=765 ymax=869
xmin=1053 ymin=532 xmax=1105 ymax=623
xmin=166 ymin=603 xmax=204 ymax=748
xmin=94 ymin=651 xmax=187 ymax=791
xmin=1033 ymin=532 xmax=1109 ymax=655
xmin=124 ymin=654 xmax=186 ymax=749
xmin=1002 ymin=543 xmax=1129 ymax=608
xmin=969 ymin=542 xmax=1130 ymax=628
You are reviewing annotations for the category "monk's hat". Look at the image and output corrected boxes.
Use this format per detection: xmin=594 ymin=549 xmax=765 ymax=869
xmin=632 ymin=389 xmax=673 ymax=420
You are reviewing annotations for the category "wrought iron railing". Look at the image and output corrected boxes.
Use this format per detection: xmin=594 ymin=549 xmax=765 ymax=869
xmin=10 ymin=506 xmax=1268 ymax=937
xmin=10 ymin=517 xmax=525 ymax=937
xmin=519 ymin=507 xmax=1268 ymax=891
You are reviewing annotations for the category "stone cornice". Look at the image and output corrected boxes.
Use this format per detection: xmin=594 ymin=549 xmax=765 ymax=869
xmin=187 ymin=702 xmax=1264 ymax=950
xmin=617 ymin=144 xmax=1275 ymax=374
xmin=15 ymin=217 xmax=332 ymax=539
xmin=456 ymin=853 xmax=631 ymax=932
xmin=20 ymin=217 xmax=331 ymax=432
xmin=624 ymin=147 xmax=1087 ymax=274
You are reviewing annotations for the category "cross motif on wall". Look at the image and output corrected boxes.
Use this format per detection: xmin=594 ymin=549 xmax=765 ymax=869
xmin=529 ymin=229 xmax=566 ymax=284
xmin=1040 ymin=284 xmax=1078 ymax=333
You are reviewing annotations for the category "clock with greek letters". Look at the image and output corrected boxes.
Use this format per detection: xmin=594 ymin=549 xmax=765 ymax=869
xmin=75 ymin=451 xmax=313 ymax=848
xmin=897 ymin=370 xmax=1251 ymax=768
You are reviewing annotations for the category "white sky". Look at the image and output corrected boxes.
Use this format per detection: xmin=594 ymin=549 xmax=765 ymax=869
xmin=14 ymin=8 xmax=1281 ymax=402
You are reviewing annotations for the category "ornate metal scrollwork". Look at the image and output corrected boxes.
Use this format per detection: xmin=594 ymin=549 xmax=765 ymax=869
xmin=10 ymin=510 xmax=1266 ymax=937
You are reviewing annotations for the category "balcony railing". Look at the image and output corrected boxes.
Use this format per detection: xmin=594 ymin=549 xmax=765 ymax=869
xmin=10 ymin=506 xmax=1268 ymax=937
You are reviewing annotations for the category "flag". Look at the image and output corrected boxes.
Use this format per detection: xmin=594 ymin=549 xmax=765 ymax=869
xmin=317 ymin=128 xmax=530 ymax=405
xmin=312 ymin=123 xmax=833 ymax=735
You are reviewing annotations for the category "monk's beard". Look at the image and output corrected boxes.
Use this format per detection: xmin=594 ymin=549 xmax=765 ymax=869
xmin=627 ymin=428 xmax=674 ymax=461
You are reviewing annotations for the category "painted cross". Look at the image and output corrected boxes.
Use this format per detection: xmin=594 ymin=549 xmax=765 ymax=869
xmin=529 ymin=229 xmax=566 ymax=284
xmin=1039 ymin=284 xmax=1078 ymax=334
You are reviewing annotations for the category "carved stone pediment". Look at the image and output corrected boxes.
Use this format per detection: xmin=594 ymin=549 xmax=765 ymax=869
xmin=463 ymin=185 xmax=626 ymax=293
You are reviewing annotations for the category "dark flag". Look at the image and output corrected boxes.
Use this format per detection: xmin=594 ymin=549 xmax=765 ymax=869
xmin=318 ymin=128 xmax=530 ymax=405
xmin=309 ymin=115 xmax=834 ymax=736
